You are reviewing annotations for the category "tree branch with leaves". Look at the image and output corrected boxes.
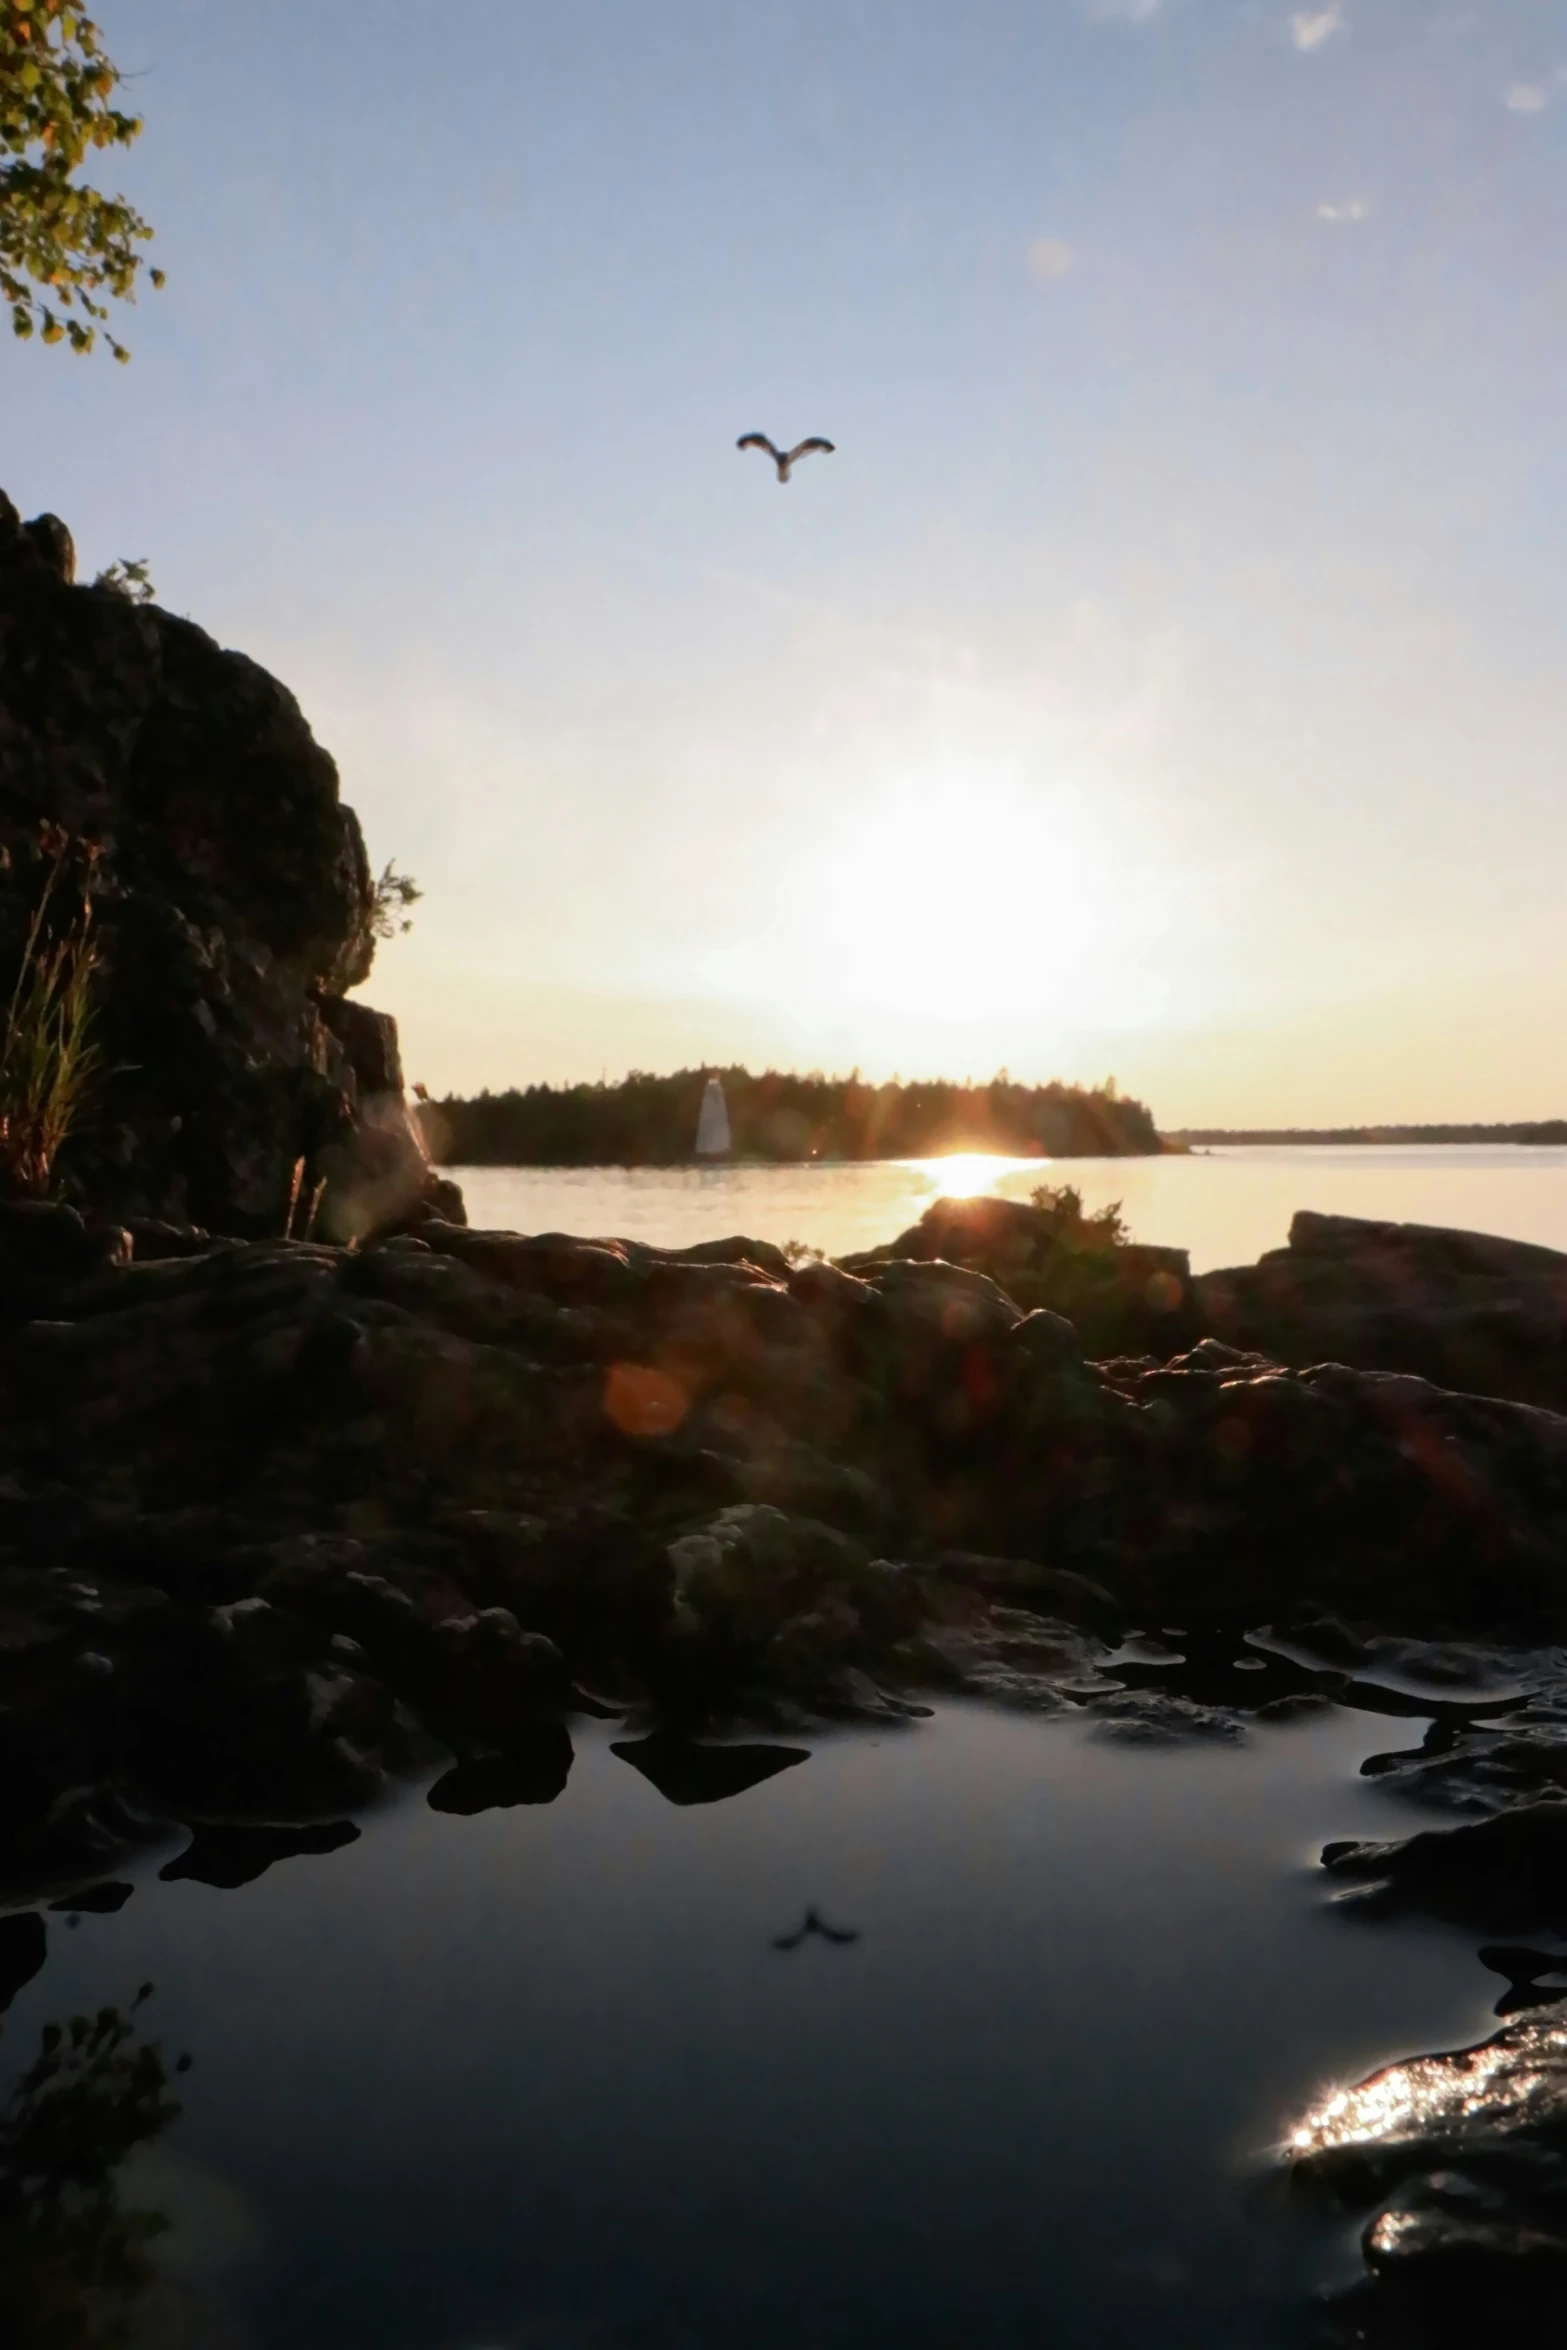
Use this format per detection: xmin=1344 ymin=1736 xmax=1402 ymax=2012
xmin=370 ymin=861 xmax=422 ymax=941
xmin=1 ymin=0 xmax=163 ymax=360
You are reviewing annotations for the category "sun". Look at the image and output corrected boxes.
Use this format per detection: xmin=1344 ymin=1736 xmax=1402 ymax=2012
xmin=789 ymin=765 xmax=1161 ymax=1033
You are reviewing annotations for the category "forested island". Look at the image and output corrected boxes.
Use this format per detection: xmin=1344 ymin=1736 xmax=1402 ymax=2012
xmin=415 ymin=1068 xmax=1166 ymax=1166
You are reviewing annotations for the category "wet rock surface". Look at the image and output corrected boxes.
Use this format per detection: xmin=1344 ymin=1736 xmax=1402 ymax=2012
xmin=1324 ymin=1800 xmax=1567 ymax=1932
xmin=1288 ymin=2009 xmax=1567 ymax=2340
xmin=1287 ymin=1643 xmax=1567 ymax=2331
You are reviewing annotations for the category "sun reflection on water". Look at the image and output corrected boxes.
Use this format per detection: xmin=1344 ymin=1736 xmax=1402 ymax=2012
xmin=910 ymin=1152 xmax=1044 ymax=1201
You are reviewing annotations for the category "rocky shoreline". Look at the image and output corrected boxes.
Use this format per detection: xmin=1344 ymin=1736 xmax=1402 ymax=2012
xmin=5 ymin=1183 xmax=1567 ymax=1876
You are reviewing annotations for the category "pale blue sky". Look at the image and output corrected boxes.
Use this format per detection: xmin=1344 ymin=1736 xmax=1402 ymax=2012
xmin=9 ymin=0 xmax=1567 ymax=1120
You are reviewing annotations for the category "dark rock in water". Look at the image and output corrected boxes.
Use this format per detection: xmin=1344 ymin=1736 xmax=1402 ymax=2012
xmin=0 ymin=494 xmax=456 ymax=1240
xmin=48 ymin=1881 xmax=134 ymax=1916
xmin=899 ymin=1609 xmax=1108 ymax=1714
xmin=1323 ymin=1801 xmax=1567 ymax=1930
xmin=1091 ymin=1688 xmax=1247 ymax=1743
xmin=114 ymin=1596 xmax=414 ymax=1820
xmin=933 ymin=1552 xmax=1118 ymax=1626
xmin=1360 ymin=1719 xmax=1567 ymax=1815
xmin=666 ymin=1505 xmax=872 ymax=1653
xmin=1198 ymin=1210 xmax=1567 ymax=1411
xmin=159 ymin=1818 xmax=360 ymax=1889
xmin=0 ymin=1910 xmax=46 ymax=2013
xmin=427 ymin=1726 xmax=574 ymax=1813
xmin=611 ymin=1735 xmax=810 ymax=1806
xmin=424 ymin=1610 xmax=568 ymax=1738
xmin=1288 ymin=2008 xmax=1567 ymax=2340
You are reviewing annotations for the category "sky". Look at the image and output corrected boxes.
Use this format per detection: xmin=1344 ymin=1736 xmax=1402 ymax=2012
xmin=6 ymin=0 xmax=1567 ymax=1125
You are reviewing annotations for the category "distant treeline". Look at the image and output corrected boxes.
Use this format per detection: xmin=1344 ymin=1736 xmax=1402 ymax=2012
xmin=418 ymin=1068 xmax=1166 ymax=1166
xmin=1173 ymin=1122 xmax=1567 ymax=1146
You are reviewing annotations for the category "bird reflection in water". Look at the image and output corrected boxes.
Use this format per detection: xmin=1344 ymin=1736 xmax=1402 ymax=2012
xmin=772 ymin=1907 xmax=860 ymax=1952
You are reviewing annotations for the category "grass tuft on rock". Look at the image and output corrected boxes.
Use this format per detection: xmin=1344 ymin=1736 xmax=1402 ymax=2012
xmin=0 ymin=831 xmax=100 ymax=1197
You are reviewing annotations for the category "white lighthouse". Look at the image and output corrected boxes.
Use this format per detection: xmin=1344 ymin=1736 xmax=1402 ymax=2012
xmin=695 ymin=1075 xmax=732 ymax=1157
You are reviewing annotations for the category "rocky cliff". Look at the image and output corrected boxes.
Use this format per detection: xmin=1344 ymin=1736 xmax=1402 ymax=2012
xmin=0 ymin=493 xmax=458 ymax=1240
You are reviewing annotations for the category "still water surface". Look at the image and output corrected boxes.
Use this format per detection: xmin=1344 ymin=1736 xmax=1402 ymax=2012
xmin=8 ymin=1697 xmax=1514 ymax=2348
xmin=447 ymin=1144 xmax=1567 ymax=1271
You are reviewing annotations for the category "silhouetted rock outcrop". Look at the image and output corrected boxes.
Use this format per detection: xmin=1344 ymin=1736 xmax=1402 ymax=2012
xmin=1196 ymin=1211 xmax=1567 ymax=1410
xmin=0 ymin=489 xmax=458 ymax=1240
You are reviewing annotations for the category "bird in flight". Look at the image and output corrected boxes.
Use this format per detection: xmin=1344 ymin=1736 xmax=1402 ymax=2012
xmin=737 ymin=433 xmax=836 ymax=483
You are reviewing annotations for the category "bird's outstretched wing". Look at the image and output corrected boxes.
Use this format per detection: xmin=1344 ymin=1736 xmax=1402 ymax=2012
xmin=737 ymin=434 xmax=781 ymax=460
xmin=772 ymin=1924 xmax=808 ymax=1952
xmin=815 ymin=1916 xmax=859 ymax=1946
xmin=785 ymin=438 xmax=835 ymax=464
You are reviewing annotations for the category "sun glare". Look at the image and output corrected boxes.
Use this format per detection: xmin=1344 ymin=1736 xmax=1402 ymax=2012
xmin=916 ymin=1152 xmax=1039 ymax=1199
xmin=781 ymin=767 xmax=1173 ymax=1042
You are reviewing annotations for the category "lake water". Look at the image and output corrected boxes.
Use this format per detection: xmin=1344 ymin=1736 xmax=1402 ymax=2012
xmin=4 ymin=1692 xmax=1514 ymax=2349
xmin=445 ymin=1144 xmax=1567 ymax=1272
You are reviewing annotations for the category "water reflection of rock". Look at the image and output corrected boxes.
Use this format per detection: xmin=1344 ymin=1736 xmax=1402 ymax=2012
xmin=611 ymin=1735 xmax=809 ymax=1806
xmin=427 ymin=1722 xmax=574 ymax=1813
xmin=0 ymin=1913 xmax=46 ymax=2015
xmin=1287 ymin=2009 xmax=1567 ymax=2340
xmin=159 ymin=1818 xmax=359 ymax=1891
xmin=1478 ymin=1944 xmax=1567 ymax=2016
xmin=48 ymin=1882 xmax=134 ymax=1917
xmin=0 ymin=1986 xmax=185 ymax=2349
